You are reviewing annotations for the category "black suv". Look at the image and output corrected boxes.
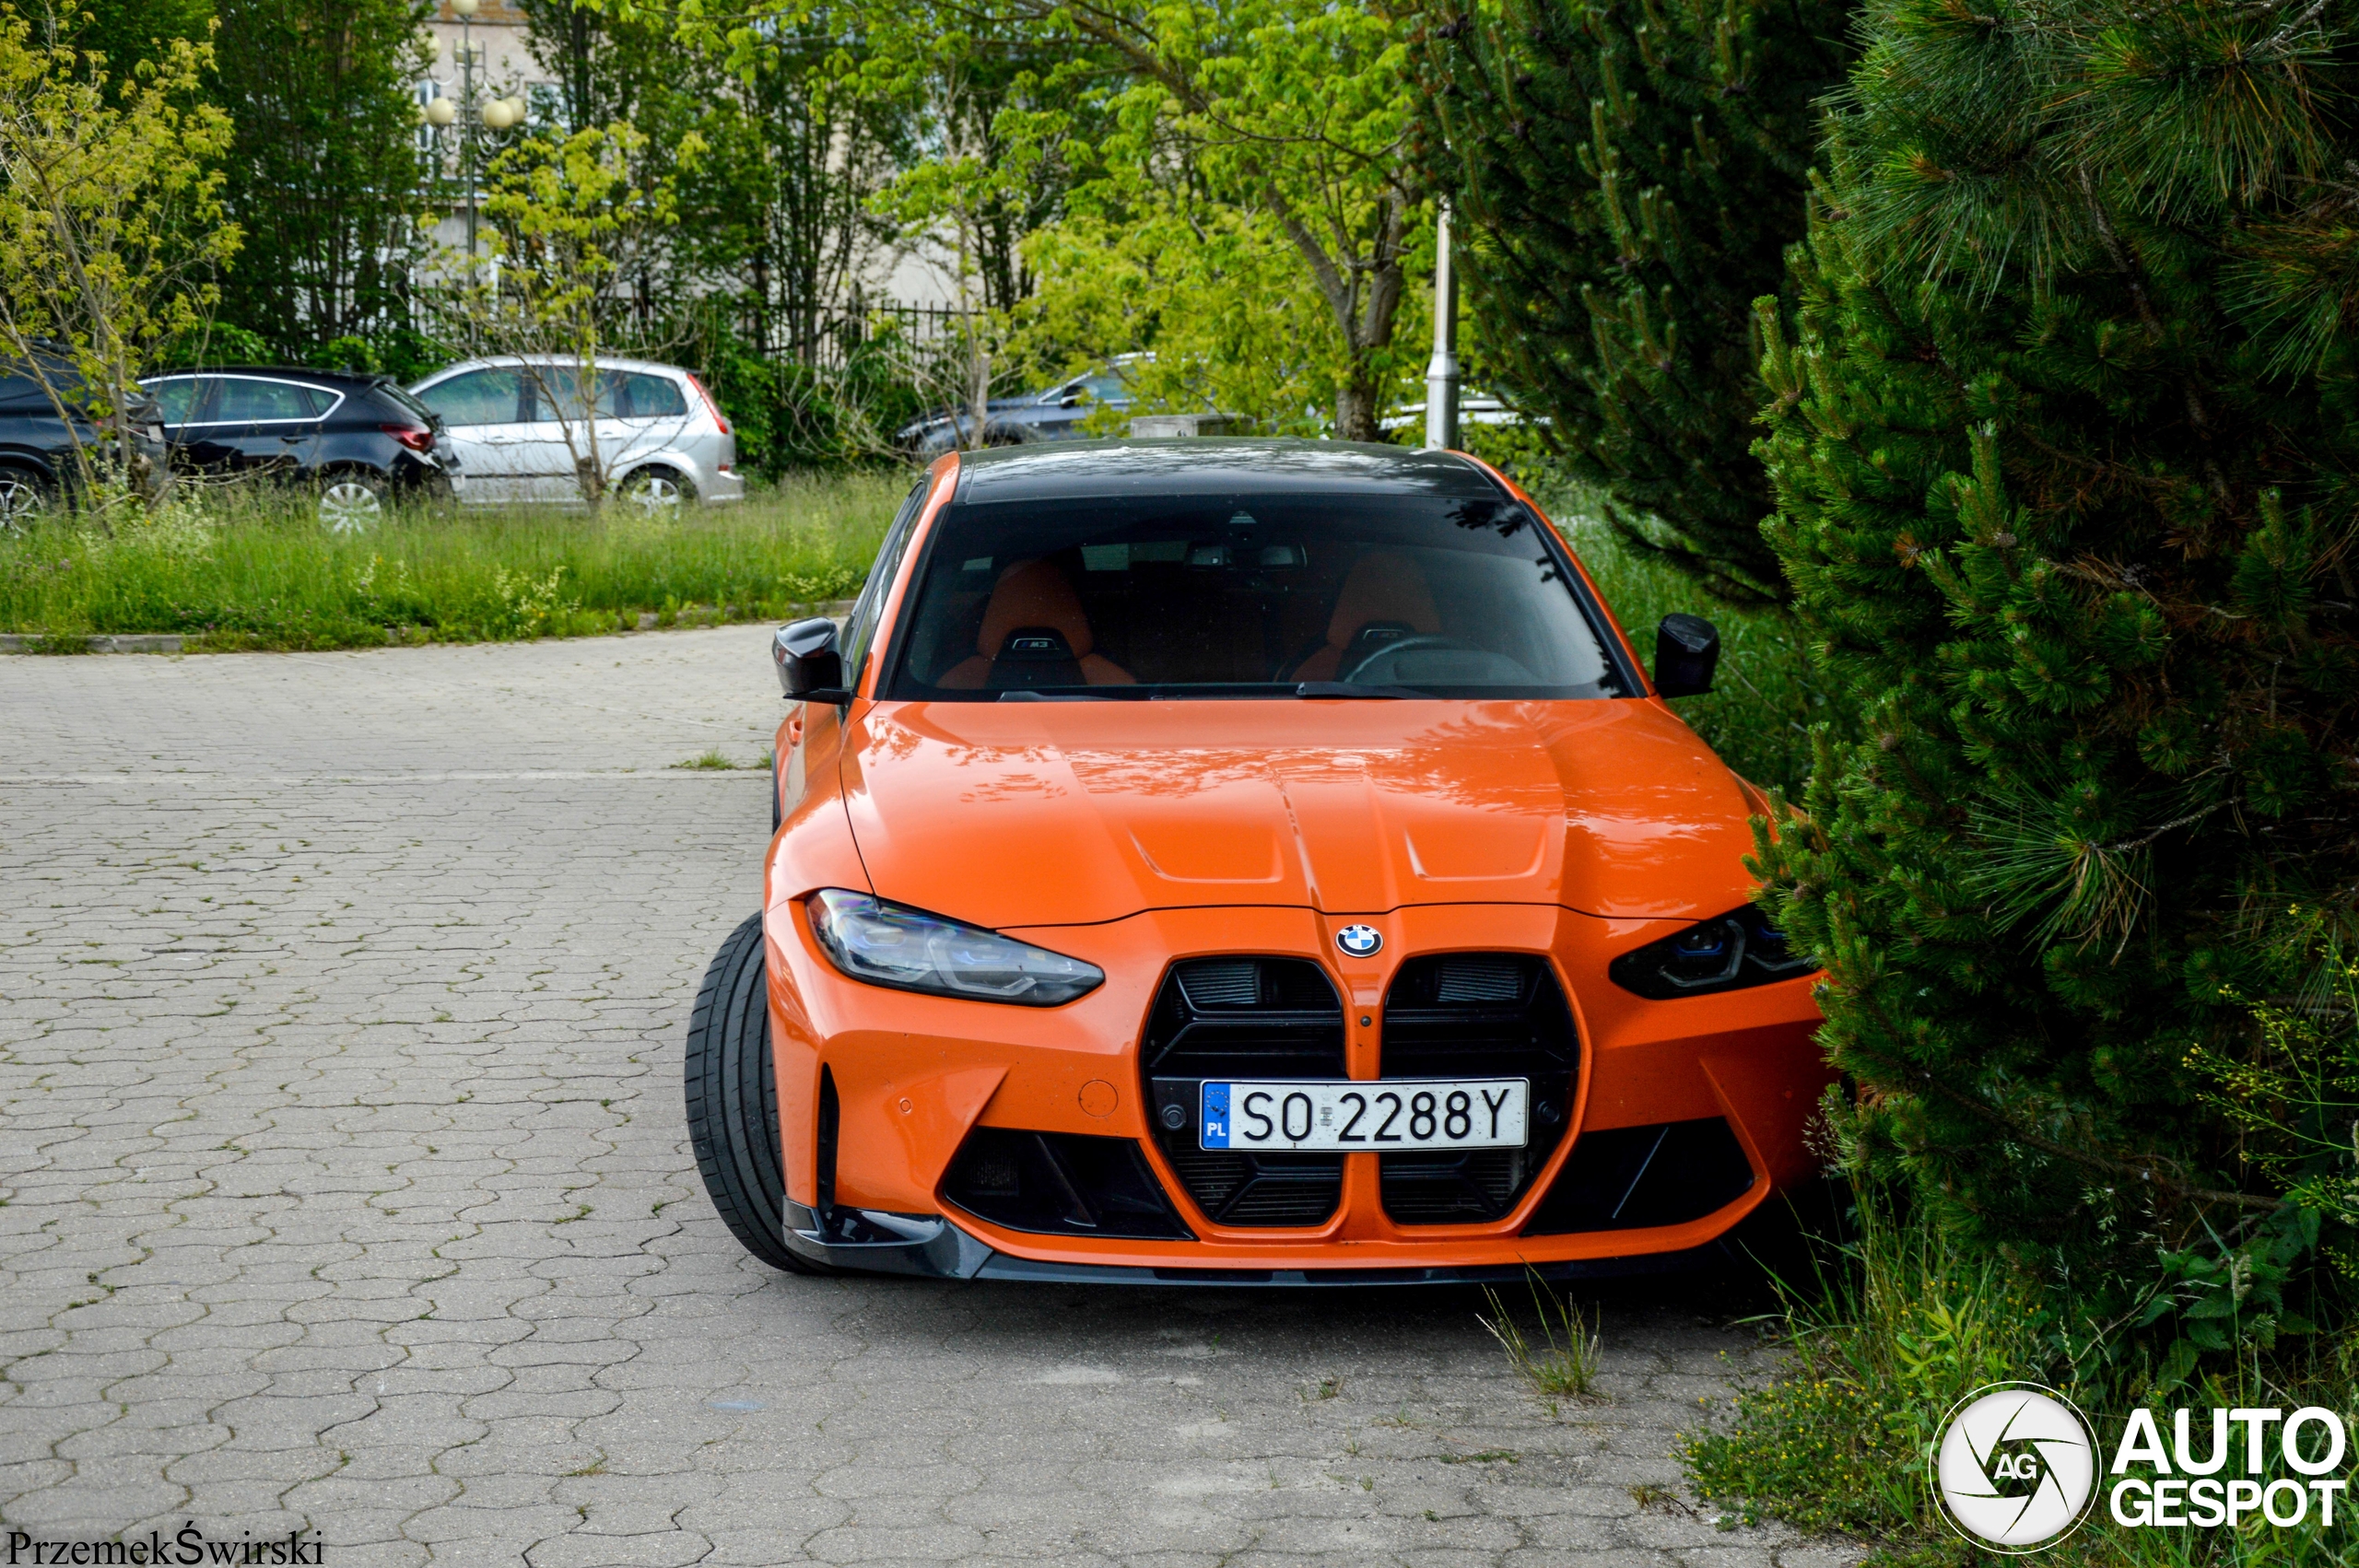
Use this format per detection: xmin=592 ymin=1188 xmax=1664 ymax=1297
xmin=140 ymin=367 xmax=460 ymax=530
xmin=0 ymin=356 xmax=171 ymax=528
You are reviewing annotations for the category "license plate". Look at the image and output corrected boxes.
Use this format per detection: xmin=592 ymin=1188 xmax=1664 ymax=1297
xmin=1200 ymin=1079 xmax=1529 ymax=1153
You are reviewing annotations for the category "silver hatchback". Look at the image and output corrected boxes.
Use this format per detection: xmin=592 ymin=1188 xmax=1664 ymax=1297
xmin=408 ymin=355 xmax=743 ymax=508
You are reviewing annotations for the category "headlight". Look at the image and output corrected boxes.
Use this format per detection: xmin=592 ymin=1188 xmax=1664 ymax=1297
xmin=804 ymin=888 xmax=1104 ymax=1007
xmin=1607 ymin=905 xmax=1816 ymax=1000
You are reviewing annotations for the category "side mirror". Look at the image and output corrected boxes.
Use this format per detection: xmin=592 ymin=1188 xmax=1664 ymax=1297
xmin=774 ymin=616 xmax=849 ymax=702
xmin=1654 ymin=614 xmax=1719 ymax=698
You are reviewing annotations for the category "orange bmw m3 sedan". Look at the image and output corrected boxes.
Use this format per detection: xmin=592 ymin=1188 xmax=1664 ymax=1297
xmin=685 ymin=439 xmax=1831 ymax=1284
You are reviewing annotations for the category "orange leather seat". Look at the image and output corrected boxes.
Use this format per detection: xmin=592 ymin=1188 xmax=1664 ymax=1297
xmin=1290 ymin=551 xmax=1441 ymax=682
xmin=936 ymin=558 xmax=1136 ymax=690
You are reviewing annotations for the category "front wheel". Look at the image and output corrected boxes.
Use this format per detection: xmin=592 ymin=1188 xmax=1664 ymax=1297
xmin=684 ymin=912 xmax=830 ymax=1274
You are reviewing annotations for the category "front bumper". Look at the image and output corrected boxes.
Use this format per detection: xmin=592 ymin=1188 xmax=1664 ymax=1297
xmin=763 ymin=900 xmax=1831 ymax=1279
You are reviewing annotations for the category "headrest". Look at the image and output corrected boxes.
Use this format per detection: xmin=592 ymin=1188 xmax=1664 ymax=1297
xmin=979 ymin=558 xmax=1094 ymax=660
xmin=1327 ymin=551 xmax=1440 ymax=649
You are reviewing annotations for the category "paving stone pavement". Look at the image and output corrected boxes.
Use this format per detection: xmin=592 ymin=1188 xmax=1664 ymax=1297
xmin=0 ymin=628 xmax=1855 ymax=1568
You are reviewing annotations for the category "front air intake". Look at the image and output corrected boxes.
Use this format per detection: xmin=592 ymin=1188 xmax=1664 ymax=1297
xmin=1378 ymin=954 xmax=1579 ymax=1225
xmin=1141 ymin=956 xmax=1344 ymax=1228
xmin=942 ymin=1128 xmax=1193 ymax=1240
xmin=1522 ymin=1117 xmax=1755 ymax=1235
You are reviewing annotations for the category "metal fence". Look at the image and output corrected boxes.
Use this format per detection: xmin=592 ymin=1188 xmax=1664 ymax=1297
xmin=744 ymin=298 xmax=972 ymax=372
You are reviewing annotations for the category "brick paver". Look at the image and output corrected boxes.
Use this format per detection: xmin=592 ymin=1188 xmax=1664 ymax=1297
xmin=0 ymin=629 xmax=1848 ymax=1566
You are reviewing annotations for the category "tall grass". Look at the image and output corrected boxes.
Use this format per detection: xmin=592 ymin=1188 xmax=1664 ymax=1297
xmin=1682 ymin=1171 xmax=2359 ymax=1567
xmin=0 ymin=471 xmax=904 ymax=651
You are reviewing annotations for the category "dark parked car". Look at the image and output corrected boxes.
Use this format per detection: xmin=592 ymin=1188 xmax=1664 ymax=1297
xmin=140 ymin=367 xmax=460 ymax=530
xmin=895 ymin=357 xmax=1142 ymax=458
xmin=0 ymin=356 xmax=170 ymax=528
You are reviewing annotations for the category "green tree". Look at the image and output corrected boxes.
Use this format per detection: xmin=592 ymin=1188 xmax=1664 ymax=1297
xmin=1750 ymin=0 xmax=2359 ymax=1286
xmin=1005 ymin=0 xmax=1427 ymax=439
xmin=45 ymin=0 xmax=214 ymax=81
xmin=210 ymin=0 xmax=430 ymax=352
xmin=1420 ymin=0 xmax=1853 ymax=603
xmin=0 ymin=9 xmax=237 ymax=504
xmin=643 ymin=0 xmax=1426 ymax=439
xmin=443 ymin=121 xmax=687 ymax=501
xmin=521 ymin=1 xmax=906 ymax=353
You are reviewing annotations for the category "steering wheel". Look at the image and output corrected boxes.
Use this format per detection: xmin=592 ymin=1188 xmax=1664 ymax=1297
xmin=1337 ymin=634 xmax=1480 ymax=685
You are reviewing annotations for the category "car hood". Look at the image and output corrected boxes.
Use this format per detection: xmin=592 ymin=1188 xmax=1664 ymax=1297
xmin=837 ymin=698 xmax=1763 ymax=930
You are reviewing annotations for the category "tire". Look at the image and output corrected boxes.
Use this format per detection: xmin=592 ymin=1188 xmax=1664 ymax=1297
xmin=0 ymin=464 xmax=55 ymax=531
xmin=318 ymin=472 xmax=389 ymax=532
xmin=621 ymin=465 xmax=693 ymax=511
xmin=684 ymin=912 xmax=831 ymax=1274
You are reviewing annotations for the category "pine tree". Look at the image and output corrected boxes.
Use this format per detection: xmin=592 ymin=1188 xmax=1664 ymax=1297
xmin=1418 ymin=0 xmax=1853 ymax=603
xmin=1752 ymin=0 xmax=2359 ymax=1274
xmin=211 ymin=0 xmax=429 ymax=353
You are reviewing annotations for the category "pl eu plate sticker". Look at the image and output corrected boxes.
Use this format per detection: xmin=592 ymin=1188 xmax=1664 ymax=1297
xmin=1201 ymin=1082 xmax=1231 ymax=1149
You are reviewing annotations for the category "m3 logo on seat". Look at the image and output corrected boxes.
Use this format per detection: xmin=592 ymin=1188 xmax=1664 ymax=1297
xmin=1336 ymin=924 xmax=1382 ymax=958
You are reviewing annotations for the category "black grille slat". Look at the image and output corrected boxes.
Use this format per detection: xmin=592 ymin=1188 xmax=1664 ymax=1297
xmin=1434 ymin=958 xmax=1525 ymax=1004
xmin=1177 ymin=962 xmax=1258 ymax=1009
xmin=1379 ymin=954 xmax=1579 ymax=1226
xmin=1144 ymin=957 xmax=1345 ymax=1228
xmin=1220 ymin=1164 xmax=1344 ymax=1224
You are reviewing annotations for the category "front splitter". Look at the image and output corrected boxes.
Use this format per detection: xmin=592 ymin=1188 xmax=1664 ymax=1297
xmin=780 ymin=1201 xmax=1725 ymax=1286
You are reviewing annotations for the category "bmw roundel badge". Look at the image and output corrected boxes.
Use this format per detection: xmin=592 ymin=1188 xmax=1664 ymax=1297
xmin=1335 ymin=924 xmax=1382 ymax=958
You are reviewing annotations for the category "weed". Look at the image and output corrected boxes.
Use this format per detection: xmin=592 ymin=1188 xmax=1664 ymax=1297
xmin=1680 ymin=1185 xmax=2039 ymax=1539
xmin=672 ymin=749 xmax=742 ymax=771
xmin=1674 ymin=1174 xmax=2359 ymax=1566
xmin=1438 ymin=1450 xmax=1519 ymax=1466
xmin=1481 ymin=1277 xmax=1603 ymax=1399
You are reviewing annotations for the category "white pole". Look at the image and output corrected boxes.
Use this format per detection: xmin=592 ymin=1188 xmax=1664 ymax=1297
xmin=1424 ymin=200 xmax=1461 ymax=451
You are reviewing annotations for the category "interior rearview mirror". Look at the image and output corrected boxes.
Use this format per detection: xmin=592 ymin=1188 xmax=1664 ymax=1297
xmin=1654 ymin=614 xmax=1719 ymax=698
xmin=774 ymin=616 xmax=849 ymax=702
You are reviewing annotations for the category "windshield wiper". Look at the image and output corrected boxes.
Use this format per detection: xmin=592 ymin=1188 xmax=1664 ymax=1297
xmin=1294 ymin=681 xmax=1419 ymax=699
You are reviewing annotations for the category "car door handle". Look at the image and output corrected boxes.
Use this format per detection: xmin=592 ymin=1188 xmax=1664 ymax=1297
xmin=279 ymin=433 xmax=305 ymax=443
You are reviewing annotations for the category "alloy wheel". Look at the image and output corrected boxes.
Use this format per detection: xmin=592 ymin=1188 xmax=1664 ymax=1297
xmin=0 ymin=471 xmax=51 ymax=531
xmin=319 ymin=480 xmax=383 ymax=533
xmin=626 ymin=471 xmax=683 ymax=512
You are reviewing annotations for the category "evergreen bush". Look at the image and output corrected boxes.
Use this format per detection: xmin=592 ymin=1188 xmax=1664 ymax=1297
xmin=1418 ymin=0 xmax=1853 ymax=602
xmin=1751 ymin=0 xmax=2359 ymax=1308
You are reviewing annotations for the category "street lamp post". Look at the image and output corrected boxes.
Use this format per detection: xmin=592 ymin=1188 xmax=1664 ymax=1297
xmin=452 ymin=0 xmax=481 ymax=268
xmin=1424 ymin=200 xmax=1461 ymax=451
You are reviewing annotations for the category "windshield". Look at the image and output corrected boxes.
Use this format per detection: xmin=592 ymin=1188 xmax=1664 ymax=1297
xmin=881 ymin=489 xmax=1626 ymax=701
